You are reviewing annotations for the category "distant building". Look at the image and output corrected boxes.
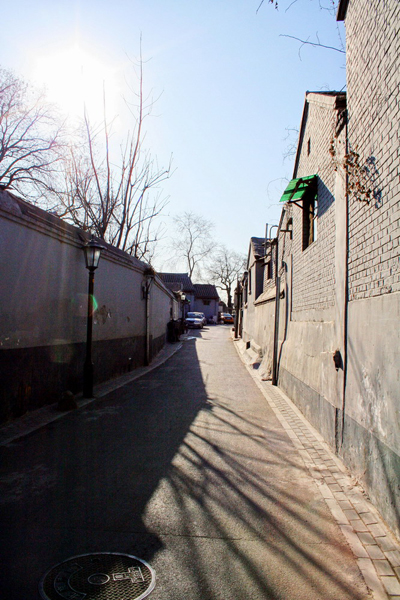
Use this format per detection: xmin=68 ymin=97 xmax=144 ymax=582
xmin=193 ymin=284 xmax=219 ymax=321
xmin=158 ymin=273 xmax=196 ymax=310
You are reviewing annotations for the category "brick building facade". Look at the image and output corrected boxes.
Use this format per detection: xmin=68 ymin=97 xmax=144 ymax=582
xmin=337 ymin=0 xmax=400 ymax=537
xmin=239 ymin=0 xmax=400 ymax=537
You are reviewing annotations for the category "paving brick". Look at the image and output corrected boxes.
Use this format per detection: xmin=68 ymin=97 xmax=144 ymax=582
xmin=324 ymin=476 xmax=337 ymax=485
xmin=368 ymin=523 xmax=387 ymax=537
xmin=334 ymin=492 xmax=348 ymax=502
xmin=338 ymin=500 xmax=354 ymax=511
xmin=381 ymin=576 xmax=400 ymax=595
xmin=358 ymin=532 xmax=377 ymax=545
xmin=375 ymin=536 xmax=399 ymax=552
xmin=350 ymin=501 xmax=370 ymax=514
xmin=373 ymin=559 xmax=395 ymax=576
xmin=360 ymin=512 xmax=379 ymax=525
xmin=385 ymin=551 xmax=400 ymax=567
xmin=366 ymin=545 xmax=387 ymax=560
xmin=344 ymin=509 xmax=360 ymax=521
xmin=328 ymin=483 xmax=342 ymax=493
xmin=350 ymin=519 xmax=370 ymax=532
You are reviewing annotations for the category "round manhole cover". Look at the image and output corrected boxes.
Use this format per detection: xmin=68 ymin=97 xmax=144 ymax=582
xmin=39 ymin=552 xmax=156 ymax=600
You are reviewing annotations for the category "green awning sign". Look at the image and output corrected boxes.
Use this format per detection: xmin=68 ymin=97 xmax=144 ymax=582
xmin=279 ymin=175 xmax=317 ymax=203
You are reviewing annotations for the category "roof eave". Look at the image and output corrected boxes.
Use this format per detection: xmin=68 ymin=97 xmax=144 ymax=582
xmin=337 ymin=0 xmax=349 ymax=21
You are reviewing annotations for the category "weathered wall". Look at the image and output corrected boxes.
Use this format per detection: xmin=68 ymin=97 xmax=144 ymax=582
xmin=241 ymin=94 xmax=348 ymax=448
xmin=279 ymin=95 xmax=347 ymax=447
xmin=241 ymin=0 xmax=400 ymax=539
xmin=0 ymin=192 xmax=175 ymax=423
xmin=149 ymin=278 xmax=176 ymax=358
xmin=338 ymin=0 xmax=400 ymax=536
xmin=241 ymin=246 xmax=257 ymax=345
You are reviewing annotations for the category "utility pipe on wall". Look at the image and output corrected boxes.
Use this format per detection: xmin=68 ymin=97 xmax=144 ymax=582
xmin=272 ymin=236 xmax=280 ymax=386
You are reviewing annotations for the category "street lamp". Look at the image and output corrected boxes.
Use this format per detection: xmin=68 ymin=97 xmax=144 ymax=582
xmin=142 ymin=267 xmax=156 ymax=366
xmin=180 ymin=292 xmax=186 ymax=334
xmin=82 ymin=235 xmax=106 ymax=398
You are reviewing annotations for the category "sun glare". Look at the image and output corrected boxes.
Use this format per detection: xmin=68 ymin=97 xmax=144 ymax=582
xmin=32 ymin=45 xmax=121 ymax=125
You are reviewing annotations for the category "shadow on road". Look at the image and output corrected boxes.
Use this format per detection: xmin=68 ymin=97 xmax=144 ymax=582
xmin=0 ymin=329 xmax=368 ymax=599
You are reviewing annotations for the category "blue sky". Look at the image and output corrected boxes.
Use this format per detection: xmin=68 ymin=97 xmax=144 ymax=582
xmin=2 ymin=0 xmax=345 ymax=268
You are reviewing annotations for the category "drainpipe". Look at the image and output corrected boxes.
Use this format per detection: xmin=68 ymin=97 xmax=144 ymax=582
xmin=340 ymin=116 xmax=350 ymax=451
xmin=272 ymin=236 xmax=280 ymax=386
xmin=234 ymin=279 xmax=240 ymax=338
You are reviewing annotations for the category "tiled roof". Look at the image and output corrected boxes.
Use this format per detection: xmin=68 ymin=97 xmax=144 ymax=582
xmin=193 ymin=284 xmax=219 ymax=299
xmin=158 ymin=273 xmax=195 ymax=293
xmin=251 ymin=237 xmax=265 ymax=258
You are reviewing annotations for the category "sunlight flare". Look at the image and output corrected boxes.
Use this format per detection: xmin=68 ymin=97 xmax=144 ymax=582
xmin=32 ymin=44 xmax=121 ymax=124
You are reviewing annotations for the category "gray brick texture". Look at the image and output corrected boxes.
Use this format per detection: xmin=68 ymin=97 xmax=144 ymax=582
xmin=345 ymin=0 xmax=400 ymax=300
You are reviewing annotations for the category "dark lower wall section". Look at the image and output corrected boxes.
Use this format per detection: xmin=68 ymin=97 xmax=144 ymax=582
xmin=0 ymin=333 xmax=165 ymax=424
xmin=340 ymin=414 xmax=400 ymax=540
xmin=151 ymin=333 xmax=166 ymax=363
xmin=279 ymin=366 xmax=337 ymax=448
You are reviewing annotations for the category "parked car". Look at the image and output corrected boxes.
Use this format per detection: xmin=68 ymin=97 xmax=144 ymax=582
xmin=196 ymin=312 xmax=207 ymax=326
xmin=221 ymin=313 xmax=234 ymax=324
xmin=185 ymin=312 xmax=204 ymax=329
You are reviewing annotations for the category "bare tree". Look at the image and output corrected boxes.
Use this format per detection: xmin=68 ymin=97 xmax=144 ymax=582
xmin=257 ymin=0 xmax=339 ymax=14
xmin=0 ymin=67 xmax=64 ymax=197
xmin=256 ymin=0 xmax=345 ymax=58
xmin=207 ymin=246 xmax=246 ymax=311
xmin=170 ymin=211 xmax=215 ymax=278
xmin=51 ymin=57 xmax=172 ymax=261
xmin=279 ymin=33 xmax=345 ymax=60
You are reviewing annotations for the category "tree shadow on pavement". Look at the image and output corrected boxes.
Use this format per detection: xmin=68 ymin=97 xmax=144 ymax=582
xmin=0 ymin=332 xmax=370 ymax=599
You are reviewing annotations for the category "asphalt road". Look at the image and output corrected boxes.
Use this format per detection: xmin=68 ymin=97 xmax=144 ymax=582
xmin=0 ymin=325 xmax=370 ymax=599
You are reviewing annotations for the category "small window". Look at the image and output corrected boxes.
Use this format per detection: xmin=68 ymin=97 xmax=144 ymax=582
xmin=307 ymin=138 xmax=311 ymax=155
xmin=256 ymin=263 xmax=264 ymax=298
xmin=303 ymin=191 xmax=317 ymax=250
xmin=203 ymin=300 xmax=210 ymax=306
xmin=266 ymin=261 xmax=272 ymax=280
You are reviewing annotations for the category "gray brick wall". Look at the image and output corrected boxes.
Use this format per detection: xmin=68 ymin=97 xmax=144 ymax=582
xmin=345 ymin=0 xmax=400 ymax=300
xmin=289 ymin=95 xmax=342 ymax=315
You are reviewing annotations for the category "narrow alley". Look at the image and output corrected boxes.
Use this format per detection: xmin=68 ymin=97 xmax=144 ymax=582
xmin=0 ymin=325 xmax=398 ymax=599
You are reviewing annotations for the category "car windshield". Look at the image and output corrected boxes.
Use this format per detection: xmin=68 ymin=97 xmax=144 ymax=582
xmin=187 ymin=313 xmax=199 ymax=319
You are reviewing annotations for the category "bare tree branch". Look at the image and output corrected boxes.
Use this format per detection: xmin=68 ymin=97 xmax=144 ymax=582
xmin=47 ymin=55 xmax=172 ymax=260
xmin=207 ymin=246 xmax=246 ymax=310
xmin=279 ymin=34 xmax=345 ymax=60
xmin=169 ymin=212 xmax=215 ymax=279
xmin=0 ymin=67 xmax=66 ymax=198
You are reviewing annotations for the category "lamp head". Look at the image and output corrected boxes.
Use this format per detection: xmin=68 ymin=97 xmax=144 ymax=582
xmin=83 ymin=235 xmax=106 ymax=271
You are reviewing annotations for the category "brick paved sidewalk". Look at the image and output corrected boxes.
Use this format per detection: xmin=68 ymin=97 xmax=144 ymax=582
xmin=234 ymin=339 xmax=400 ymax=600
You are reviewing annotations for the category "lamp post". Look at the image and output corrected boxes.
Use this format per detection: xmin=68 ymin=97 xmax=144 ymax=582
xmin=82 ymin=235 xmax=106 ymax=398
xmin=180 ymin=293 xmax=186 ymax=334
xmin=142 ymin=267 xmax=156 ymax=366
